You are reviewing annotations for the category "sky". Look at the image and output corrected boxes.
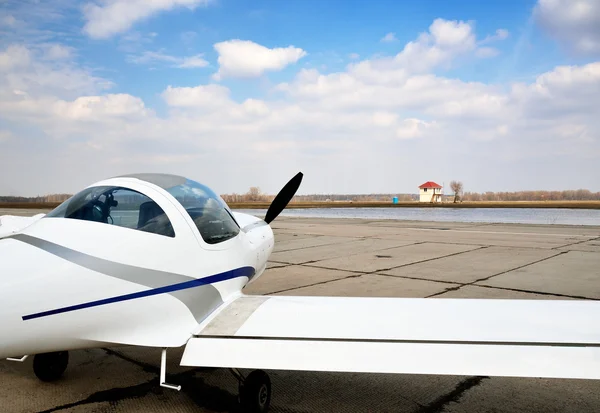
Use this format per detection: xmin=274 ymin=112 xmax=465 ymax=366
xmin=0 ymin=0 xmax=599 ymax=197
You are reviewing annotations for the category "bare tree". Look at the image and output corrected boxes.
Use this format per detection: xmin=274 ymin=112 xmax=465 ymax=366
xmin=246 ymin=186 xmax=263 ymax=202
xmin=450 ymin=180 xmax=463 ymax=203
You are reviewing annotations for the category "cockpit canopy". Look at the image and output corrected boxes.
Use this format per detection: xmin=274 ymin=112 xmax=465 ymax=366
xmin=46 ymin=174 xmax=240 ymax=244
xmin=163 ymin=177 xmax=240 ymax=244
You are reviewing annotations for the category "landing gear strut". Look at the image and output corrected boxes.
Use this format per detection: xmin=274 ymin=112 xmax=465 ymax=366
xmin=231 ymin=369 xmax=272 ymax=413
xmin=33 ymin=351 xmax=69 ymax=382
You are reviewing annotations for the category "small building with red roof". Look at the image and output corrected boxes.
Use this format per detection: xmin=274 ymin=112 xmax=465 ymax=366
xmin=419 ymin=181 xmax=442 ymax=203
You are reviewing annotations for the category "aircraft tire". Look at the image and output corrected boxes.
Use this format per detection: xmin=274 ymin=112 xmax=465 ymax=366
xmin=239 ymin=369 xmax=271 ymax=413
xmin=33 ymin=351 xmax=69 ymax=382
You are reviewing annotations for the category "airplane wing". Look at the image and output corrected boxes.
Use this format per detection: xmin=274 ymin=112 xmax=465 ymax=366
xmin=181 ymin=295 xmax=600 ymax=379
xmin=0 ymin=214 xmax=45 ymax=238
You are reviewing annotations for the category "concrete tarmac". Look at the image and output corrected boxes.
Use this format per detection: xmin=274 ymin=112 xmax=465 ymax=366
xmin=1 ymin=215 xmax=600 ymax=412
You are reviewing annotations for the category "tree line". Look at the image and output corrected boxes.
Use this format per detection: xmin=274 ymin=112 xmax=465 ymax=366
xmin=220 ymin=188 xmax=418 ymax=203
xmin=3 ymin=188 xmax=600 ymax=204
xmin=221 ymin=186 xmax=600 ymax=203
xmin=461 ymin=189 xmax=600 ymax=202
xmin=0 ymin=194 xmax=71 ymax=203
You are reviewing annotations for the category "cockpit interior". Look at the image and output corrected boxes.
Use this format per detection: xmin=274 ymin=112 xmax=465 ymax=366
xmin=45 ymin=175 xmax=240 ymax=244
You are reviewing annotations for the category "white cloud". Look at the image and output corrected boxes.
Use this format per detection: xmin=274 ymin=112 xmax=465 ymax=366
xmin=128 ymin=50 xmax=209 ymax=69
xmin=429 ymin=19 xmax=474 ymax=48
xmin=213 ymin=40 xmax=307 ymax=80
xmin=0 ymin=45 xmax=31 ymax=70
xmin=52 ymin=94 xmax=150 ymax=121
xmin=510 ymin=62 xmax=600 ymax=118
xmin=480 ymin=28 xmax=510 ymax=45
xmin=1 ymin=14 xmax=18 ymax=27
xmin=371 ymin=111 xmax=398 ymax=127
xmin=161 ymin=84 xmax=231 ymax=108
xmin=349 ymin=53 xmax=360 ymax=60
xmin=0 ymin=43 xmax=74 ymax=70
xmin=535 ymin=0 xmax=600 ymax=55
xmin=0 ymin=44 xmax=112 ymax=105
xmin=1 ymin=17 xmax=599 ymax=195
xmin=279 ymin=34 xmax=504 ymax=110
xmin=178 ymin=55 xmax=209 ymax=68
xmin=349 ymin=18 xmax=489 ymax=78
xmin=0 ymin=130 xmax=13 ymax=142
xmin=83 ymin=0 xmax=214 ymax=39
xmin=495 ymin=28 xmax=510 ymax=40
xmin=156 ymin=61 xmax=599 ymax=150
xmin=242 ymin=98 xmax=270 ymax=117
xmin=396 ymin=118 xmax=437 ymax=139
xmin=381 ymin=32 xmax=397 ymax=42
xmin=43 ymin=44 xmax=74 ymax=60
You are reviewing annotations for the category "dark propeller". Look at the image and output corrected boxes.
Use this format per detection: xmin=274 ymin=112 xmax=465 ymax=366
xmin=264 ymin=172 xmax=303 ymax=224
xmin=241 ymin=172 xmax=303 ymax=233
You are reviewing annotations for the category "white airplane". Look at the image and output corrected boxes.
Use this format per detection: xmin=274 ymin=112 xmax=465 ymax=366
xmin=1 ymin=173 xmax=599 ymax=412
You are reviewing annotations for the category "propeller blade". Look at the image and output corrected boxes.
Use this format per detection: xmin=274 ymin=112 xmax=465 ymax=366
xmin=264 ymin=172 xmax=303 ymax=224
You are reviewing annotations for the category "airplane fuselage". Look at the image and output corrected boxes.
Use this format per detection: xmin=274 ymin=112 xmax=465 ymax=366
xmin=0 ymin=175 xmax=273 ymax=359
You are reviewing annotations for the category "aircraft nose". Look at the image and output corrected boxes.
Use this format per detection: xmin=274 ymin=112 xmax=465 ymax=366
xmin=257 ymin=225 xmax=274 ymax=263
xmin=245 ymin=224 xmax=274 ymax=278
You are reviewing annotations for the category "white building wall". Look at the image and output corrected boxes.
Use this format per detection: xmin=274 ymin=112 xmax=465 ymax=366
xmin=419 ymin=188 xmax=442 ymax=203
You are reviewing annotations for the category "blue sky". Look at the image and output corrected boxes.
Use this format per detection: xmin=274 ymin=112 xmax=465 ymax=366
xmin=51 ymin=0 xmax=546 ymax=102
xmin=0 ymin=0 xmax=599 ymax=196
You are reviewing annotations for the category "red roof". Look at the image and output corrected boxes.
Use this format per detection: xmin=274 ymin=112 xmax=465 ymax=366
xmin=419 ymin=181 xmax=442 ymax=189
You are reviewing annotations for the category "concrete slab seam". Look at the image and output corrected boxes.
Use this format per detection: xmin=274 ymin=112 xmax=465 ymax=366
xmin=426 ymin=251 xmax=575 ymax=299
xmin=304 ymin=245 xmax=489 ymax=274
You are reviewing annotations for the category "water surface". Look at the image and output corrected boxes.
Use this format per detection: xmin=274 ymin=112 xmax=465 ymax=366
xmin=233 ymin=207 xmax=600 ymax=226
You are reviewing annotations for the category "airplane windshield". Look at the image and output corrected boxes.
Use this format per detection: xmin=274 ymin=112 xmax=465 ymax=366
xmin=165 ymin=179 xmax=240 ymax=245
xmin=45 ymin=186 xmax=175 ymax=237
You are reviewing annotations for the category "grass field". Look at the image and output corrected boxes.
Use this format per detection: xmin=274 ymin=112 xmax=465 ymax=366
xmin=2 ymin=200 xmax=600 ymax=210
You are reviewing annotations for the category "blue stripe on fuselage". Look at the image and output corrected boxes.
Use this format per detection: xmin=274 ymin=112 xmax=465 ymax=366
xmin=22 ymin=266 xmax=255 ymax=321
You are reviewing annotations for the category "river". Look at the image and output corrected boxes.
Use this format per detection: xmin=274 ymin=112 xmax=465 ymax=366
xmin=233 ymin=207 xmax=600 ymax=226
xmin=2 ymin=207 xmax=599 ymax=226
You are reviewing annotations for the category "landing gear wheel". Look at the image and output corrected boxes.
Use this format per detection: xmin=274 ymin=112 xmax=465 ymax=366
xmin=33 ymin=351 xmax=69 ymax=382
xmin=239 ymin=370 xmax=271 ymax=413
